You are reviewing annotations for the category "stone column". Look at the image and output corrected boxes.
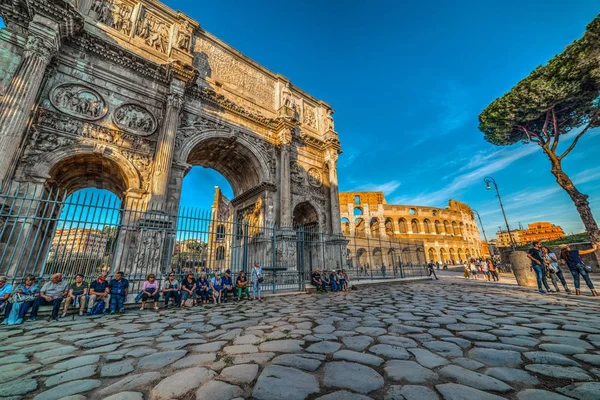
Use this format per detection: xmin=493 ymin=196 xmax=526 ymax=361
xmin=149 ymin=80 xmax=185 ymax=208
xmin=0 ymin=34 xmax=55 ymax=185
xmin=279 ymin=127 xmax=292 ymax=227
xmin=326 ymin=149 xmax=341 ymax=234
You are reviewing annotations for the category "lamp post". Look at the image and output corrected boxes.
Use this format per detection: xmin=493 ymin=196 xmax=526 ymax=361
xmin=484 ymin=177 xmax=516 ymax=250
xmin=473 ymin=209 xmax=494 ymax=266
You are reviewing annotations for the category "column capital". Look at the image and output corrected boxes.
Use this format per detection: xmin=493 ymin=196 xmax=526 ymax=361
xmin=167 ymin=59 xmax=197 ymax=86
xmin=167 ymin=92 xmax=184 ymax=109
xmin=23 ymin=34 xmax=55 ymax=63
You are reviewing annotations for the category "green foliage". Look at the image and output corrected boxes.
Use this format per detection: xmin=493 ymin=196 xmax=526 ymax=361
xmin=543 ymin=232 xmax=590 ymax=246
xmin=479 ymin=15 xmax=600 ymax=146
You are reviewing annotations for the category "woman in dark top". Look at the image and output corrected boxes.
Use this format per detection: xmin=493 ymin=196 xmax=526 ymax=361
xmin=559 ymin=243 xmax=598 ymax=296
xmin=180 ymin=273 xmax=196 ymax=307
xmin=196 ymin=272 xmax=210 ymax=304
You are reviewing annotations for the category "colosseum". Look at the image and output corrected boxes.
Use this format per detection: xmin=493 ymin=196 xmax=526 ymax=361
xmin=339 ymin=192 xmax=483 ymax=268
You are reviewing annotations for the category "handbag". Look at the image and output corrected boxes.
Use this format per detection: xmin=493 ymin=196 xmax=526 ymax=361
xmin=6 ymin=301 xmax=21 ymax=325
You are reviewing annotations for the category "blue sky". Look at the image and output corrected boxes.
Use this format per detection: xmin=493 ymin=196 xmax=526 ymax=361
xmin=176 ymin=0 xmax=600 ymax=237
xmin=4 ymin=2 xmax=599 ymax=237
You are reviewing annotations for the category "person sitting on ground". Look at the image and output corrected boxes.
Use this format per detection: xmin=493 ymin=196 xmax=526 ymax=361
xmin=161 ymin=272 xmax=180 ymax=309
xmin=88 ymin=273 xmax=110 ymax=315
xmin=30 ymin=273 xmax=69 ymax=322
xmin=221 ymin=270 xmax=234 ymax=302
xmin=62 ymin=274 xmax=88 ymax=317
xmin=2 ymin=275 xmax=39 ymax=325
xmin=195 ymin=272 xmax=210 ymax=304
xmin=210 ymin=271 xmax=223 ymax=304
xmin=542 ymin=246 xmax=570 ymax=293
xmin=108 ymin=271 xmax=129 ymax=314
xmin=140 ymin=274 xmax=160 ymax=311
xmin=236 ymin=270 xmax=250 ymax=300
xmin=559 ymin=243 xmax=598 ymax=296
xmin=0 ymin=276 xmax=13 ymax=313
xmin=181 ymin=273 xmax=196 ymax=307
xmin=311 ymin=269 xmax=325 ymax=291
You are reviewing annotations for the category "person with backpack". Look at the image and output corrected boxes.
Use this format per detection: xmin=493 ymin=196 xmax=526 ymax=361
xmin=140 ymin=274 xmax=160 ymax=311
xmin=559 ymin=243 xmax=598 ymax=296
xmin=108 ymin=271 xmax=129 ymax=314
xmin=88 ymin=273 xmax=110 ymax=315
xmin=251 ymin=262 xmax=263 ymax=301
xmin=1 ymin=275 xmax=39 ymax=325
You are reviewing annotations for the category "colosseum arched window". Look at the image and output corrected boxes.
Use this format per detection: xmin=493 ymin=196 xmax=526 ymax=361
xmin=398 ymin=218 xmax=407 ymax=233
xmin=410 ymin=219 xmax=419 ymax=233
xmin=423 ymin=219 xmax=431 ymax=234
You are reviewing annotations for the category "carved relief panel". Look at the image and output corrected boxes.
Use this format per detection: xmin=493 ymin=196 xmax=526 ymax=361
xmin=303 ymin=102 xmax=317 ymax=130
xmin=50 ymin=83 xmax=108 ymax=121
xmin=113 ymin=104 xmax=157 ymax=136
xmin=136 ymin=8 xmax=172 ymax=54
xmin=89 ymin=0 xmax=135 ymax=36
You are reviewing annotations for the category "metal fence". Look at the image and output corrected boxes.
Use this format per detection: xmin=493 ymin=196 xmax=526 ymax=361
xmin=0 ymin=183 xmax=427 ymax=295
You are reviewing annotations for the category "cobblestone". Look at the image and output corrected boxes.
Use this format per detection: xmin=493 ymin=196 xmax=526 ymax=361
xmin=2 ymin=279 xmax=600 ymax=399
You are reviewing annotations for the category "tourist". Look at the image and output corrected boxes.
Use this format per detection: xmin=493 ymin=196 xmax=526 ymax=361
xmin=88 ymin=273 xmax=110 ymax=314
xmin=436 ymin=261 xmax=440 ymax=270
xmin=542 ymin=246 xmax=571 ymax=293
xmin=195 ymin=272 xmax=210 ymax=304
xmin=161 ymin=272 xmax=181 ymax=308
xmin=483 ymin=260 xmax=491 ymax=281
xmin=236 ymin=270 xmax=250 ymax=300
xmin=339 ymin=269 xmax=348 ymax=291
xmin=108 ymin=271 xmax=129 ymax=314
xmin=181 ymin=273 xmax=196 ymax=307
xmin=30 ymin=273 xmax=69 ymax=321
xmin=463 ymin=264 xmax=470 ymax=279
xmin=2 ymin=275 xmax=38 ymax=325
xmin=381 ymin=264 xmax=386 ymax=278
xmin=251 ymin=262 xmax=263 ymax=301
xmin=328 ymin=270 xmax=338 ymax=292
xmin=0 ymin=276 xmax=12 ymax=312
xmin=210 ymin=271 xmax=223 ymax=304
xmin=527 ymin=241 xmax=552 ymax=294
xmin=559 ymin=243 xmax=598 ymax=296
xmin=221 ymin=270 xmax=234 ymax=302
xmin=140 ymin=274 xmax=160 ymax=311
xmin=427 ymin=262 xmax=438 ymax=280
xmin=488 ymin=260 xmax=499 ymax=281
xmin=61 ymin=274 xmax=88 ymax=317
xmin=469 ymin=260 xmax=478 ymax=280
xmin=311 ymin=269 xmax=325 ymax=291
xmin=322 ymin=271 xmax=331 ymax=290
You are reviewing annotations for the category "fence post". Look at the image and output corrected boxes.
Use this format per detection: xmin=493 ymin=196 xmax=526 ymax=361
xmin=242 ymin=221 xmax=249 ymax=274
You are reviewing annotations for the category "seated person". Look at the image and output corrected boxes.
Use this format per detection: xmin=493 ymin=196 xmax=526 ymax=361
xmin=62 ymin=274 xmax=88 ymax=317
xmin=221 ymin=270 xmax=234 ymax=302
xmin=108 ymin=271 xmax=129 ymax=314
xmin=180 ymin=273 xmax=196 ymax=307
xmin=161 ymin=272 xmax=180 ymax=308
xmin=0 ymin=276 xmax=13 ymax=312
xmin=2 ymin=275 xmax=39 ymax=325
xmin=140 ymin=274 xmax=160 ymax=311
xmin=210 ymin=272 xmax=223 ymax=304
xmin=311 ymin=269 xmax=326 ymax=291
xmin=195 ymin=272 xmax=210 ymax=304
xmin=236 ymin=271 xmax=250 ymax=300
xmin=88 ymin=273 xmax=110 ymax=314
xmin=30 ymin=273 xmax=69 ymax=321
xmin=339 ymin=269 xmax=349 ymax=291
xmin=329 ymin=270 xmax=340 ymax=292
xmin=322 ymin=273 xmax=331 ymax=291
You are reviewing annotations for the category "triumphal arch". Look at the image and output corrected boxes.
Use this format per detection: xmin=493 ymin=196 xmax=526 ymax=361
xmin=0 ymin=0 xmax=343 ymax=281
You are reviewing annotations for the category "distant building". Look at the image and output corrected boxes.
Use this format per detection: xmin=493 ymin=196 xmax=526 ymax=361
xmin=495 ymin=221 xmax=565 ymax=247
xmin=51 ymin=228 xmax=108 ymax=255
xmin=339 ymin=192 xmax=483 ymax=264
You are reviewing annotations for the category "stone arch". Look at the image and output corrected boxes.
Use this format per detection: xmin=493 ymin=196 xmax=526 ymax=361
xmin=443 ymin=220 xmax=451 ymax=234
xmin=457 ymin=248 xmax=465 ymax=262
xmin=384 ymin=218 xmax=394 ymax=237
xmin=449 ymin=248 xmax=456 ymax=263
xmin=372 ymin=247 xmax=383 ymax=266
xmin=177 ymin=129 xmax=271 ymax=197
xmin=434 ymin=220 xmax=442 ymax=234
xmin=410 ymin=219 xmax=420 ymax=234
xmin=370 ymin=217 xmax=380 ymax=238
xmin=27 ymin=144 xmax=142 ymax=198
xmin=440 ymin=248 xmax=448 ymax=263
xmin=341 ymin=217 xmax=350 ymax=235
xmin=428 ymin=248 xmax=437 ymax=262
xmin=398 ymin=218 xmax=407 ymax=234
xmin=292 ymin=201 xmax=320 ymax=229
xmin=459 ymin=222 xmax=465 ymax=236
xmin=355 ymin=218 xmax=366 ymax=237
xmin=353 ymin=207 xmax=363 ymax=216
xmin=423 ymin=219 xmax=431 ymax=234
xmin=452 ymin=221 xmax=458 ymax=235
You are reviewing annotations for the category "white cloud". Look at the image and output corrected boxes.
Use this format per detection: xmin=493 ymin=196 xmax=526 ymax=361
xmin=354 ymin=180 xmax=402 ymax=196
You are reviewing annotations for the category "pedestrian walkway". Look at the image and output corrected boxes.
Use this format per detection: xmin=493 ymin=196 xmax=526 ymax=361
xmin=1 ymin=279 xmax=599 ymax=399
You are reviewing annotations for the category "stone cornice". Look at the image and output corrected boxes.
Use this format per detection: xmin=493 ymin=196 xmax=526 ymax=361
xmin=72 ymin=33 xmax=170 ymax=84
xmin=30 ymin=0 xmax=84 ymax=39
xmin=231 ymin=181 xmax=277 ymax=207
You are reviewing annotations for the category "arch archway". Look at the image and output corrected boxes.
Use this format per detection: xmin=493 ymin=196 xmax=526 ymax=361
xmin=440 ymin=248 xmax=448 ymax=263
xmin=355 ymin=218 xmax=366 ymax=237
xmin=423 ymin=219 xmax=431 ymax=234
xmin=398 ymin=218 xmax=407 ymax=234
xmin=384 ymin=218 xmax=394 ymax=237
xmin=372 ymin=247 xmax=383 ymax=266
xmin=370 ymin=218 xmax=380 ymax=238
xmin=449 ymin=248 xmax=456 ymax=264
xmin=428 ymin=248 xmax=436 ymax=262
xmin=357 ymin=248 xmax=369 ymax=269
xmin=341 ymin=218 xmax=350 ymax=235
xmin=410 ymin=219 xmax=419 ymax=234
xmin=292 ymin=201 xmax=319 ymax=229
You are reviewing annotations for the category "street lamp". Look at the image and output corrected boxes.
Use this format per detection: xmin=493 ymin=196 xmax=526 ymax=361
xmin=484 ymin=177 xmax=516 ymax=250
xmin=473 ymin=209 xmax=495 ymax=266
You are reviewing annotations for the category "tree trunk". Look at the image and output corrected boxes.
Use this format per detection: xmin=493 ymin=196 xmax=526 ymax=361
xmin=548 ymin=155 xmax=600 ymax=244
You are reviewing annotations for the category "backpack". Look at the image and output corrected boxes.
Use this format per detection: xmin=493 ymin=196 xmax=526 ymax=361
xmin=91 ymin=299 xmax=105 ymax=315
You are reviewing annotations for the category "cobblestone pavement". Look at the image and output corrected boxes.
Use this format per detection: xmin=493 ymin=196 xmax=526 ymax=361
xmin=2 ymin=279 xmax=600 ymax=400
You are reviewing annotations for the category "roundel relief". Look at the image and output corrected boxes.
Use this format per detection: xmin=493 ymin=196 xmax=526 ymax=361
xmin=307 ymin=168 xmax=322 ymax=187
xmin=113 ymin=104 xmax=157 ymax=136
xmin=50 ymin=83 xmax=108 ymax=121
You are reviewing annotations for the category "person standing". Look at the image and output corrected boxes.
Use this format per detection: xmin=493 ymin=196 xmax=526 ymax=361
xmin=251 ymin=262 xmax=263 ymax=301
xmin=108 ymin=271 xmax=129 ymax=314
xmin=542 ymin=246 xmax=571 ymax=293
xmin=559 ymin=243 xmax=598 ymax=296
xmin=469 ymin=260 xmax=479 ymax=280
xmin=30 ymin=273 xmax=69 ymax=321
xmin=488 ymin=260 xmax=499 ymax=282
xmin=427 ymin=262 xmax=438 ymax=280
xmin=527 ymin=241 xmax=552 ymax=294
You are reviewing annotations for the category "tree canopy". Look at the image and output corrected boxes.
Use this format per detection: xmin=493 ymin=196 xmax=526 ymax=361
xmin=479 ymin=15 xmax=600 ymax=154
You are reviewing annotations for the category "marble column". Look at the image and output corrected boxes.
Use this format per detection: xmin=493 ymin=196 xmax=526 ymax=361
xmin=0 ymin=34 xmax=55 ymax=186
xmin=326 ymin=149 xmax=341 ymax=234
xmin=279 ymin=128 xmax=292 ymax=227
xmin=150 ymin=83 xmax=184 ymax=208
